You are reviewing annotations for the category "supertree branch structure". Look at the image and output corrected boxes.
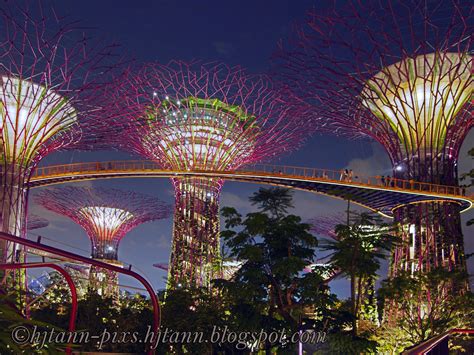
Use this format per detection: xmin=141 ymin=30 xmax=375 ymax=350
xmin=113 ymin=61 xmax=313 ymax=288
xmin=308 ymin=214 xmax=345 ymax=240
xmin=26 ymin=214 xmax=49 ymax=231
xmin=276 ymin=0 xmax=472 ymax=278
xmin=0 ymin=2 xmax=124 ymax=274
xmin=35 ymin=186 xmax=170 ymax=296
xmin=34 ymin=186 xmax=170 ymax=260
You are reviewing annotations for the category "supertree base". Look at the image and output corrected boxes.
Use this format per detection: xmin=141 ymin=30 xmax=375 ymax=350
xmin=89 ymin=260 xmax=123 ymax=299
xmin=0 ymin=165 xmax=28 ymax=308
xmin=0 ymin=166 xmax=27 ymax=264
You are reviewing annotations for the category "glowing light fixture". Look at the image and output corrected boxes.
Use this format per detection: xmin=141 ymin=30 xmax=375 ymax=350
xmin=79 ymin=206 xmax=134 ymax=242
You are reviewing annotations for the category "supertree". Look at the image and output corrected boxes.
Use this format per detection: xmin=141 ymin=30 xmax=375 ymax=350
xmin=0 ymin=1 xmax=124 ymax=287
xmin=276 ymin=0 xmax=472 ymax=281
xmin=26 ymin=215 xmax=49 ymax=231
xmin=113 ymin=61 xmax=313 ymax=288
xmin=35 ymin=186 xmax=171 ymax=297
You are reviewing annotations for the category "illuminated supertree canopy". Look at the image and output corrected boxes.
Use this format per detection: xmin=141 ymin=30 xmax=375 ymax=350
xmin=34 ymin=186 xmax=171 ymax=261
xmin=308 ymin=214 xmax=346 ymax=240
xmin=113 ymin=61 xmax=314 ymax=288
xmin=35 ymin=187 xmax=171 ymax=297
xmin=0 ymin=3 xmax=124 ymax=268
xmin=305 ymin=214 xmax=342 ymax=280
xmin=275 ymin=0 xmax=472 ymax=277
xmin=309 ymin=213 xmax=391 ymax=242
xmin=26 ymin=214 xmax=49 ymax=231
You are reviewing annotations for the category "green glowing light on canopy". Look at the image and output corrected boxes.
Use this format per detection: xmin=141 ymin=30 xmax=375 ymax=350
xmin=145 ymin=96 xmax=257 ymax=130
xmin=164 ymin=96 xmax=256 ymax=123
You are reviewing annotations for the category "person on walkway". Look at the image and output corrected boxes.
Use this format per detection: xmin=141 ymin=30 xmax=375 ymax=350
xmin=339 ymin=169 xmax=346 ymax=181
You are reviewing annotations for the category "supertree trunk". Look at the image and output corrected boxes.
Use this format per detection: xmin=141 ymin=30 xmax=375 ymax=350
xmin=89 ymin=262 xmax=122 ymax=299
xmin=391 ymin=155 xmax=467 ymax=277
xmin=392 ymin=202 xmax=465 ymax=276
xmin=386 ymin=157 xmax=468 ymax=324
xmin=168 ymin=177 xmax=223 ymax=288
xmin=0 ymin=165 xmax=27 ymax=263
xmin=0 ymin=164 xmax=29 ymax=301
xmin=89 ymin=239 xmax=122 ymax=299
xmin=91 ymin=238 xmax=120 ymax=261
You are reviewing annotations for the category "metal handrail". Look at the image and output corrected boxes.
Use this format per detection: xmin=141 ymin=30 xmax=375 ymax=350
xmin=0 ymin=262 xmax=77 ymax=354
xmin=0 ymin=232 xmax=160 ymax=355
xmin=31 ymin=160 xmax=468 ymax=197
xmin=403 ymin=328 xmax=474 ymax=354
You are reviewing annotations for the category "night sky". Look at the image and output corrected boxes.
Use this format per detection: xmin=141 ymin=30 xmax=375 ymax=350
xmin=25 ymin=0 xmax=474 ymax=296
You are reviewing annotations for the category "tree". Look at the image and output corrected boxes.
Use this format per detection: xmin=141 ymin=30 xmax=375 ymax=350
xmin=218 ymin=187 xmax=335 ymax=353
xmin=68 ymin=289 xmax=119 ymax=352
xmin=379 ymin=268 xmax=474 ymax=349
xmin=1 ymin=292 xmax=64 ymax=354
xmin=249 ymin=187 xmax=294 ymax=218
xmin=159 ymin=287 xmax=229 ymax=354
xmin=113 ymin=292 xmax=154 ymax=353
xmin=32 ymin=287 xmax=157 ymax=353
xmin=320 ymin=211 xmax=397 ymax=337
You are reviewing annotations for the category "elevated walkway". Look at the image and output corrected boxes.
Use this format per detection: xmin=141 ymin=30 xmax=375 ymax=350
xmin=29 ymin=160 xmax=473 ymax=218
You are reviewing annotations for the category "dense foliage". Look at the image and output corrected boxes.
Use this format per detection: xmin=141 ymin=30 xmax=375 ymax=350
xmin=3 ymin=187 xmax=472 ymax=354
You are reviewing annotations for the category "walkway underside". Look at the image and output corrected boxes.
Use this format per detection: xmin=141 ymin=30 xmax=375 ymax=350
xmin=28 ymin=161 xmax=473 ymax=218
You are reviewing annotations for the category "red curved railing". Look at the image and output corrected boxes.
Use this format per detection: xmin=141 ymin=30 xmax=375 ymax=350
xmin=403 ymin=328 xmax=474 ymax=354
xmin=0 ymin=232 xmax=160 ymax=355
xmin=0 ymin=262 xmax=77 ymax=354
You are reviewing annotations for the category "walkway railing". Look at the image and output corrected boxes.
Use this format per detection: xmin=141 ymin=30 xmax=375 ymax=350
xmin=0 ymin=232 xmax=160 ymax=355
xmin=31 ymin=160 xmax=468 ymax=197
xmin=242 ymin=164 xmax=466 ymax=196
xmin=403 ymin=328 xmax=474 ymax=354
xmin=0 ymin=262 xmax=78 ymax=354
